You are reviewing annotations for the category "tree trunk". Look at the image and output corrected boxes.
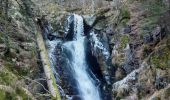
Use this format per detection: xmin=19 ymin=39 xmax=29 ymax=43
xmin=36 ymin=28 xmax=61 ymax=99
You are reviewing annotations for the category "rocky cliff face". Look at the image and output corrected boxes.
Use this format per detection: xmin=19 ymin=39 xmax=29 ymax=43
xmin=0 ymin=0 xmax=50 ymax=99
xmin=39 ymin=0 xmax=170 ymax=99
xmin=0 ymin=0 xmax=170 ymax=99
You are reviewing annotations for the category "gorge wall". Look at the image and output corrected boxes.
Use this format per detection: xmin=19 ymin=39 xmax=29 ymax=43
xmin=0 ymin=0 xmax=170 ymax=100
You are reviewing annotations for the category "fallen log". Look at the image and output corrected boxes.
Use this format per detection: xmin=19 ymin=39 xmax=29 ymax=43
xmin=36 ymin=30 xmax=61 ymax=100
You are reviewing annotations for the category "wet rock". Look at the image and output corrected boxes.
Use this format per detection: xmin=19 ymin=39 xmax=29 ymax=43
xmin=94 ymin=18 xmax=107 ymax=30
xmin=47 ymin=33 xmax=56 ymax=41
xmin=72 ymin=95 xmax=82 ymax=100
xmin=83 ymin=15 xmax=96 ymax=26
xmin=89 ymin=30 xmax=111 ymax=84
xmin=41 ymin=14 xmax=74 ymax=40
xmin=47 ymin=32 xmax=66 ymax=40
xmin=62 ymin=15 xmax=74 ymax=39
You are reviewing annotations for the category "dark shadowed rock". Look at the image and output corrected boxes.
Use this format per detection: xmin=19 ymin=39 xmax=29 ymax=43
xmin=143 ymin=34 xmax=153 ymax=44
xmin=143 ymin=26 xmax=166 ymax=44
xmin=152 ymin=26 xmax=166 ymax=42
xmin=123 ymin=26 xmax=131 ymax=34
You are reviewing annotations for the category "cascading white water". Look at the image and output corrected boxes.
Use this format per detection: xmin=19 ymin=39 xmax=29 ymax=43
xmin=63 ymin=14 xmax=101 ymax=100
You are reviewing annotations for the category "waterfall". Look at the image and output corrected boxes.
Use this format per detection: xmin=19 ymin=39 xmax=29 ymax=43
xmin=63 ymin=14 xmax=101 ymax=100
xmin=45 ymin=14 xmax=105 ymax=100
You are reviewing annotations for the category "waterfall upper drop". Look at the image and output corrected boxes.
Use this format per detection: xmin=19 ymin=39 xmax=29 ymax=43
xmin=44 ymin=14 xmax=112 ymax=100
xmin=63 ymin=14 xmax=101 ymax=100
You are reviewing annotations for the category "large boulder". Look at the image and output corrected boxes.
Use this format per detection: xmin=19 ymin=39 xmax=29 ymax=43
xmin=83 ymin=7 xmax=110 ymax=30
xmin=83 ymin=15 xmax=96 ymax=26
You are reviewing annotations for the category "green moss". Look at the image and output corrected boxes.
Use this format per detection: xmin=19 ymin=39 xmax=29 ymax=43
xmin=0 ymin=88 xmax=32 ymax=100
xmin=4 ymin=60 xmax=30 ymax=77
xmin=0 ymin=68 xmax=17 ymax=85
xmin=0 ymin=90 xmax=18 ymax=100
xmin=140 ymin=16 xmax=159 ymax=38
xmin=0 ymin=91 xmax=6 ymax=100
xmin=4 ymin=92 xmax=18 ymax=100
xmin=50 ymin=69 xmax=61 ymax=100
xmin=119 ymin=35 xmax=130 ymax=50
xmin=120 ymin=8 xmax=130 ymax=19
xmin=16 ymin=88 xmax=31 ymax=100
xmin=150 ymin=46 xmax=170 ymax=69
xmin=0 ymin=80 xmax=33 ymax=100
xmin=119 ymin=6 xmax=130 ymax=26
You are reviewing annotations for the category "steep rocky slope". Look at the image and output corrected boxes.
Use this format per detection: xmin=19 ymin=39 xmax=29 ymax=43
xmin=36 ymin=0 xmax=170 ymax=99
xmin=0 ymin=0 xmax=51 ymax=99
xmin=0 ymin=0 xmax=170 ymax=100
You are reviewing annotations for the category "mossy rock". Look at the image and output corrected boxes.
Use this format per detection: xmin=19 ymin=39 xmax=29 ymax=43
xmin=150 ymin=46 xmax=170 ymax=69
xmin=119 ymin=35 xmax=130 ymax=50
xmin=164 ymin=87 xmax=170 ymax=98
xmin=0 ymin=90 xmax=6 ymax=100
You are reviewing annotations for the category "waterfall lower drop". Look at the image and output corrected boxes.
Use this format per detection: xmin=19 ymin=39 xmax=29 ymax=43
xmin=63 ymin=14 xmax=101 ymax=100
